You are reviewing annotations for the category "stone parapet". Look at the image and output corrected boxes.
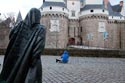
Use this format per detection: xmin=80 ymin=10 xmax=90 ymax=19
xmin=0 ymin=48 xmax=125 ymax=58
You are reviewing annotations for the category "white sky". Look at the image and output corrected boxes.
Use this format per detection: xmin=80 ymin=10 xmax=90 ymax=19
xmin=0 ymin=0 xmax=124 ymax=19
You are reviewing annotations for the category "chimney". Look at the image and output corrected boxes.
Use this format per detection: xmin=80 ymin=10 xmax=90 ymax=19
xmin=120 ymin=1 xmax=123 ymax=6
xmin=104 ymin=0 xmax=108 ymax=9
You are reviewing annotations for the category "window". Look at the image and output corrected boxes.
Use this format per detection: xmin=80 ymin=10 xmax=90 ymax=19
xmin=74 ymin=27 xmax=75 ymax=37
xmin=68 ymin=27 xmax=70 ymax=37
xmin=50 ymin=6 xmax=52 ymax=10
xmin=50 ymin=20 xmax=60 ymax=32
xmin=98 ymin=22 xmax=106 ymax=32
xmin=102 ymin=10 xmax=105 ymax=12
xmin=90 ymin=10 xmax=94 ymax=12
xmin=62 ymin=8 xmax=64 ymax=11
xmin=80 ymin=27 xmax=82 ymax=32
xmin=71 ymin=10 xmax=75 ymax=17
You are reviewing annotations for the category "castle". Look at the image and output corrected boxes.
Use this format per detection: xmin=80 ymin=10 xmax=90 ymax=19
xmin=40 ymin=0 xmax=125 ymax=49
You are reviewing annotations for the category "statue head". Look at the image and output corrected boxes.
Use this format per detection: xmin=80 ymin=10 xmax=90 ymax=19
xmin=24 ymin=8 xmax=41 ymax=27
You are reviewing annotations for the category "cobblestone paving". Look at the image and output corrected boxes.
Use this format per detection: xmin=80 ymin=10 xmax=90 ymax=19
xmin=0 ymin=55 xmax=125 ymax=83
xmin=41 ymin=56 xmax=125 ymax=83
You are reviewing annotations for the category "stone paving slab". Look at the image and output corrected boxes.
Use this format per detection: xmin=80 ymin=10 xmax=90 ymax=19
xmin=0 ymin=55 xmax=125 ymax=83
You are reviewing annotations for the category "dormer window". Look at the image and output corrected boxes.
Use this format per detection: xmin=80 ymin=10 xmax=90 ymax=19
xmin=50 ymin=6 xmax=52 ymax=10
xmin=90 ymin=10 xmax=94 ymax=12
xmin=102 ymin=10 xmax=105 ymax=12
xmin=62 ymin=8 xmax=64 ymax=11
xmin=71 ymin=10 xmax=75 ymax=17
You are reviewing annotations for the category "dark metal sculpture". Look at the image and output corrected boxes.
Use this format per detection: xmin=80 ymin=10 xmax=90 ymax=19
xmin=0 ymin=8 xmax=46 ymax=83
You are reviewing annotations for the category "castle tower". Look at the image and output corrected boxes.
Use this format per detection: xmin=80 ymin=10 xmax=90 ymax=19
xmin=67 ymin=0 xmax=80 ymax=19
xmin=66 ymin=0 xmax=81 ymax=45
xmin=79 ymin=0 xmax=109 ymax=48
xmin=40 ymin=0 xmax=69 ymax=48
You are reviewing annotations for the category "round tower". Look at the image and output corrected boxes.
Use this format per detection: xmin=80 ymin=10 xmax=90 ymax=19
xmin=40 ymin=1 xmax=69 ymax=48
xmin=79 ymin=0 xmax=109 ymax=48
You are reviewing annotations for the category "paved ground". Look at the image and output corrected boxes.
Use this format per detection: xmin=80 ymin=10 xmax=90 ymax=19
xmin=0 ymin=55 xmax=125 ymax=83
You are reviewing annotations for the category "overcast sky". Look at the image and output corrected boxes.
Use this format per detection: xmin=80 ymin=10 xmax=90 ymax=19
xmin=0 ymin=0 xmax=124 ymax=19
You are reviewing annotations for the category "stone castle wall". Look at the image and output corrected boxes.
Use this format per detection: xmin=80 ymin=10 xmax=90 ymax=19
xmin=107 ymin=20 xmax=120 ymax=49
xmin=80 ymin=14 xmax=108 ymax=48
xmin=0 ymin=15 xmax=124 ymax=49
xmin=41 ymin=13 xmax=125 ymax=49
xmin=41 ymin=14 xmax=69 ymax=48
xmin=118 ymin=21 xmax=125 ymax=49
xmin=0 ymin=25 xmax=10 ymax=49
xmin=80 ymin=14 xmax=125 ymax=49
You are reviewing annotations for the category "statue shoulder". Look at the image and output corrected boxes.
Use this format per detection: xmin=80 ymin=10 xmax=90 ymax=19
xmin=36 ymin=24 xmax=46 ymax=31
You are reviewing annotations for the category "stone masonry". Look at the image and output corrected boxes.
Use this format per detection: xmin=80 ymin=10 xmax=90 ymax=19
xmin=41 ymin=14 xmax=69 ymax=49
xmin=0 ymin=25 xmax=10 ymax=49
xmin=41 ymin=13 xmax=125 ymax=49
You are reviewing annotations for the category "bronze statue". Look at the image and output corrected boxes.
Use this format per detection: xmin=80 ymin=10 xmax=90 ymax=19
xmin=0 ymin=8 xmax=46 ymax=83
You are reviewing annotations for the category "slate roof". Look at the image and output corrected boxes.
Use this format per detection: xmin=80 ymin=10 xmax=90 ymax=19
xmin=112 ymin=4 xmax=122 ymax=12
xmin=107 ymin=2 xmax=122 ymax=16
xmin=80 ymin=2 xmax=123 ymax=17
xmin=80 ymin=4 xmax=105 ymax=11
xmin=41 ymin=1 xmax=66 ymax=8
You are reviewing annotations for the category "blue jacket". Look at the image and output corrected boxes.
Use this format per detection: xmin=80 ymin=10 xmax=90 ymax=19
xmin=61 ymin=50 xmax=69 ymax=63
